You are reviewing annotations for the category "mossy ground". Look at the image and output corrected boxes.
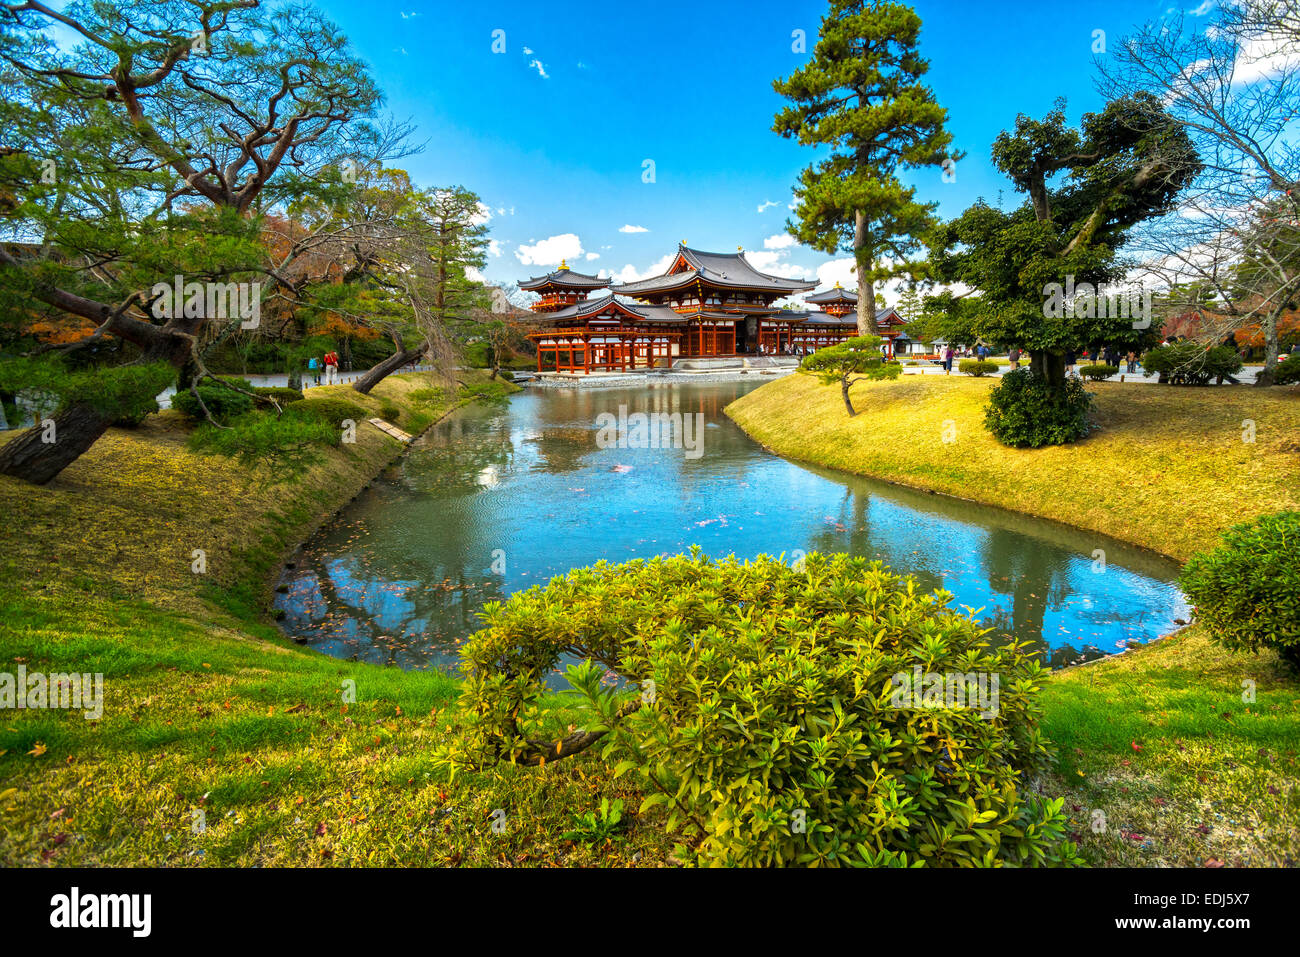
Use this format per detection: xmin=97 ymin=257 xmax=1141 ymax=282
xmin=0 ymin=371 xmax=671 ymax=867
xmin=728 ymin=372 xmax=1300 ymax=866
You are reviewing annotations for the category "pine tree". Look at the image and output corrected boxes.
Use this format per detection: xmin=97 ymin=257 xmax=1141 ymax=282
xmin=773 ymin=0 xmax=960 ymax=336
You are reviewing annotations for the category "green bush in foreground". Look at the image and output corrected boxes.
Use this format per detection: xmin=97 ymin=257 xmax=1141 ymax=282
xmin=440 ymin=551 xmax=1080 ymax=867
xmin=1180 ymin=511 xmax=1300 ymax=668
xmin=1078 ymin=364 xmax=1118 ymax=381
xmin=984 ymin=369 xmax=1093 ymax=448
xmin=958 ymin=359 xmax=1000 ymax=377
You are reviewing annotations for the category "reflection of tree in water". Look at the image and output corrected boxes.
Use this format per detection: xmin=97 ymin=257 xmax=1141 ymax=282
xmin=1045 ymin=641 xmax=1109 ymax=669
xmin=288 ymin=546 xmax=508 ymax=670
xmin=981 ymin=528 xmax=1072 ymax=660
xmin=801 ymin=487 xmax=946 ymax=595
xmin=401 ymin=412 xmax=518 ymax=492
xmin=524 ymin=427 xmax=593 ymax=474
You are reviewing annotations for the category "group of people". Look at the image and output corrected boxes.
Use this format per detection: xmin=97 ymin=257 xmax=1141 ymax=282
xmin=937 ymin=343 xmax=1141 ymax=376
xmin=306 ymin=350 xmax=341 ymax=386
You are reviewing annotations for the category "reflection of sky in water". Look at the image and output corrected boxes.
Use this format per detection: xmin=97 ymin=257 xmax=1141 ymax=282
xmin=276 ymin=381 xmax=1189 ymax=674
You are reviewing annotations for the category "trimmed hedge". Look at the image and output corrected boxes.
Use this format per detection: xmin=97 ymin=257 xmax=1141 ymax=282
xmin=1180 ymin=511 xmax=1300 ymax=668
xmin=984 ymin=369 xmax=1094 ymax=448
xmin=958 ymin=359 xmax=1000 ymax=377
xmin=1274 ymin=353 xmax=1300 ymax=386
xmin=1142 ymin=343 xmax=1243 ymax=385
xmin=1078 ymin=364 xmax=1118 ymax=381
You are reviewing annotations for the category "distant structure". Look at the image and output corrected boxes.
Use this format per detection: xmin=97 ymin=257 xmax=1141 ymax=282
xmin=518 ymin=244 xmax=908 ymax=374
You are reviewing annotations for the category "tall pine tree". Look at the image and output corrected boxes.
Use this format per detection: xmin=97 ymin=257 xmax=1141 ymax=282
xmin=773 ymin=0 xmax=959 ymax=336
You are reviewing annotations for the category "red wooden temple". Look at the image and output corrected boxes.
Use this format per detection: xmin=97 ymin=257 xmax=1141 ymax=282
xmin=520 ymin=245 xmax=894 ymax=374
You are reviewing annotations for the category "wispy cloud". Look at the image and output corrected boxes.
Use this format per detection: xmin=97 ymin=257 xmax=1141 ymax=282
xmin=756 ymin=199 xmax=780 ymax=213
xmin=619 ymin=224 xmax=649 ymax=233
xmin=528 ymin=58 xmax=549 ymax=79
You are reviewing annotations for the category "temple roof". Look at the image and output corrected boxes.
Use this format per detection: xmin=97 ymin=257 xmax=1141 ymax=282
xmin=518 ymin=261 xmax=610 ymax=291
xmin=527 ymin=293 xmax=686 ymax=326
xmin=612 ymin=244 xmax=816 ymax=296
xmin=805 ymin=283 xmax=858 ymax=305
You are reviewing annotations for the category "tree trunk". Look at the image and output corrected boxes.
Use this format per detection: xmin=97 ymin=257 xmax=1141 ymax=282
xmin=353 ymin=344 xmax=425 ymax=396
xmin=841 ymin=376 xmax=857 ymax=417
xmin=1029 ymin=349 xmax=1067 ymax=391
xmin=0 ymin=402 xmax=112 ymax=485
xmin=853 ymin=210 xmax=879 ymax=337
xmin=1255 ymin=310 xmax=1280 ymax=387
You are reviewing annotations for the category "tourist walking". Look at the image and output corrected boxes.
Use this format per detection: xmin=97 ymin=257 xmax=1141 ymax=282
xmin=943 ymin=345 xmax=954 ymax=374
xmin=1126 ymin=350 xmax=1137 ymax=374
xmin=1008 ymin=347 xmax=1020 ymax=369
xmin=323 ymin=349 xmax=339 ymax=385
xmin=308 ymin=355 xmax=321 ymax=386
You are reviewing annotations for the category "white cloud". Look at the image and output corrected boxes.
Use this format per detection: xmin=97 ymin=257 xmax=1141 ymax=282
xmin=757 ymin=199 xmax=780 ymax=213
xmin=487 ymin=239 xmax=503 ymax=258
xmin=613 ymin=254 xmax=674 ymax=284
xmin=764 ymin=233 xmax=796 ymax=250
xmin=815 ymin=258 xmax=858 ymax=291
xmin=515 ymin=233 xmax=584 ymax=266
xmin=472 ymin=202 xmax=492 ymax=226
xmin=528 ymin=58 xmax=549 ymax=79
xmin=522 ymin=46 xmax=534 ymax=55
xmin=1188 ymin=1 xmax=1214 ymax=15
xmin=619 ymin=224 xmax=649 ymax=233
xmin=585 ymin=252 xmax=600 ymax=261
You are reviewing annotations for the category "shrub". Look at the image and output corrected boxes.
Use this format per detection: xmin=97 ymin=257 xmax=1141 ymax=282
xmin=285 ymin=396 xmax=368 ymax=428
xmin=170 ymin=379 xmax=255 ymax=424
xmin=1274 ymin=353 xmax=1300 ymax=386
xmin=380 ymin=401 xmax=402 ymax=423
xmin=1078 ymin=364 xmax=1118 ymax=381
xmin=1142 ymin=342 xmax=1243 ymax=385
xmin=438 ymin=551 xmax=1081 ymax=867
xmin=253 ymin=386 xmax=305 ymax=405
xmin=984 ymin=369 xmax=1094 ymax=448
xmin=958 ymin=359 xmax=1000 ymax=377
xmin=190 ymin=411 xmax=337 ymax=478
xmin=1180 ymin=511 xmax=1300 ymax=668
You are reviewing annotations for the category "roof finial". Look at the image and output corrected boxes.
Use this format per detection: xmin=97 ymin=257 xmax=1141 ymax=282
xmin=559 ymin=258 xmax=567 ymax=270
xmin=737 ymin=245 xmax=744 ymax=252
xmin=681 ymin=239 xmax=687 ymax=246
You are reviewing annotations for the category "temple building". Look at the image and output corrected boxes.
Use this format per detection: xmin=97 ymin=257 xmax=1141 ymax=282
xmin=518 ymin=244 xmax=905 ymax=374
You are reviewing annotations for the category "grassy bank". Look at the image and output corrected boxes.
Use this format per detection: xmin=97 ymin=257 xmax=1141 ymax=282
xmin=0 ymin=372 xmax=669 ymax=866
xmin=728 ymin=372 xmax=1300 ymax=866
xmin=726 ymin=373 xmax=1300 ymax=563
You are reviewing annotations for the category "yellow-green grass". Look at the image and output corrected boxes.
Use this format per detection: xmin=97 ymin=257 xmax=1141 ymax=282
xmin=729 ymin=372 xmax=1300 ymax=866
xmin=1041 ymin=628 xmax=1300 ymax=867
xmin=727 ymin=373 xmax=1300 ymax=563
xmin=0 ymin=372 xmax=670 ymax=866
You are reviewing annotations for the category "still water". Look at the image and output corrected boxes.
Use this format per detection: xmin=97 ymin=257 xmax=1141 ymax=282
xmin=275 ymin=380 xmax=1188 ymax=674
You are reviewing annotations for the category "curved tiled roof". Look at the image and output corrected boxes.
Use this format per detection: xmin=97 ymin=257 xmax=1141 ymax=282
xmin=518 ymin=263 xmax=610 ymax=291
xmin=612 ymin=244 xmax=816 ymax=296
xmin=527 ymin=293 xmax=686 ymax=326
xmin=806 ymin=284 xmax=858 ymax=304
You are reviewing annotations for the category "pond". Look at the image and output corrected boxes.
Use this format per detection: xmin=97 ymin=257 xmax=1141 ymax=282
xmin=274 ymin=379 xmax=1189 ymax=675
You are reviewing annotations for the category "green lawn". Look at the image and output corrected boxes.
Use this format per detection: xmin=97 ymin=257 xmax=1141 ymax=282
xmin=0 ymin=371 xmax=671 ymax=867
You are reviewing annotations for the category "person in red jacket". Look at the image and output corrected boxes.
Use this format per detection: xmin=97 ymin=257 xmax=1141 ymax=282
xmin=323 ymin=349 xmax=339 ymax=385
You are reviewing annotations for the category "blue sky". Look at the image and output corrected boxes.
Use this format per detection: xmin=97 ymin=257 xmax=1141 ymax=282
xmin=318 ymin=0 xmax=1210 ymax=298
